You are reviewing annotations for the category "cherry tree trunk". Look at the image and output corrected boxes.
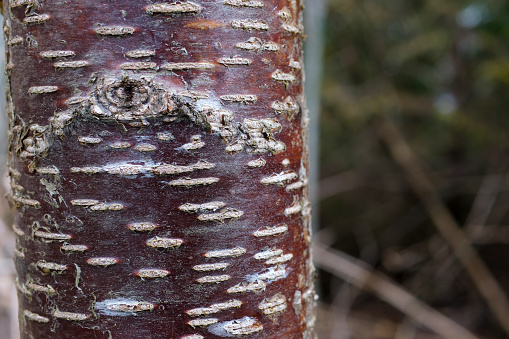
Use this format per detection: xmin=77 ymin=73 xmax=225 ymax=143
xmin=4 ymin=0 xmax=315 ymax=338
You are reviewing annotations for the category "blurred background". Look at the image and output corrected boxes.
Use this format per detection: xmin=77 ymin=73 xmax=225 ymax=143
xmin=312 ymin=0 xmax=509 ymax=338
xmin=4 ymin=0 xmax=509 ymax=337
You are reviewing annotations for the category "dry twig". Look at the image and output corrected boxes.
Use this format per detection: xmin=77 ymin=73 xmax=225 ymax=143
xmin=313 ymin=241 xmax=479 ymax=339
xmin=378 ymin=119 xmax=509 ymax=336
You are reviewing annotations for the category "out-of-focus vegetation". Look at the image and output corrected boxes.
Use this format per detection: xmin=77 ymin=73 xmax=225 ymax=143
xmin=316 ymin=0 xmax=509 ymax=338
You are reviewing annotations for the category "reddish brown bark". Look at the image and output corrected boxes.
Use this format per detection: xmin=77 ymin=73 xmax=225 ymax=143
xmin=5 ymin=0 xmax=315 ymax=338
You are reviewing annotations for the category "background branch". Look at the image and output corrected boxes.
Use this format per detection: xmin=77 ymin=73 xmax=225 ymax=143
xmin=313 ymin=241 xmax=479 ymax=339
xmin=378 ymin=119 xmax=509 ymax=336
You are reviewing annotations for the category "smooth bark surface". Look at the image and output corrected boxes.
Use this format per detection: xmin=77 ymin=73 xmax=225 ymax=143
xmin=4 ymin=0 xmax=315 ymax=338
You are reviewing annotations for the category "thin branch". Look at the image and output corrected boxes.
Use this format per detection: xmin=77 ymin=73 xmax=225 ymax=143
xmin=378 ymin=119 xmax=509 ymax=336
xmin=420 ymin=172 xmax=506 ymax=292
xmin=464 ymin=173 xmax=506 ymax=239
xmin=313 ymin=241 xmax=479 ymax=339
xmin=318 ymin=171 xmax=360 ymax=200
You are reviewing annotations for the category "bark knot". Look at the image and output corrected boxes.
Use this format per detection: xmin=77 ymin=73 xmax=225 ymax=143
xmin=14 ymin=74 xmax=286 ymax=160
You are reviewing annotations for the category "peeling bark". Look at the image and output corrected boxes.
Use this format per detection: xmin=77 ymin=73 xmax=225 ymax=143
xmin=4 ymin=0 xmax=315 ymax=338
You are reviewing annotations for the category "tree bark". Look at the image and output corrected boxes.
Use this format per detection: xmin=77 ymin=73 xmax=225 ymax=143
xmin=4 ymin=0 xmax=315 ymax=338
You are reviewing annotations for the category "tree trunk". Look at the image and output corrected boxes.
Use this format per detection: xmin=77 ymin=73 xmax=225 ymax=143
xmin=4 ymin=0 xmax=315 ymax=338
